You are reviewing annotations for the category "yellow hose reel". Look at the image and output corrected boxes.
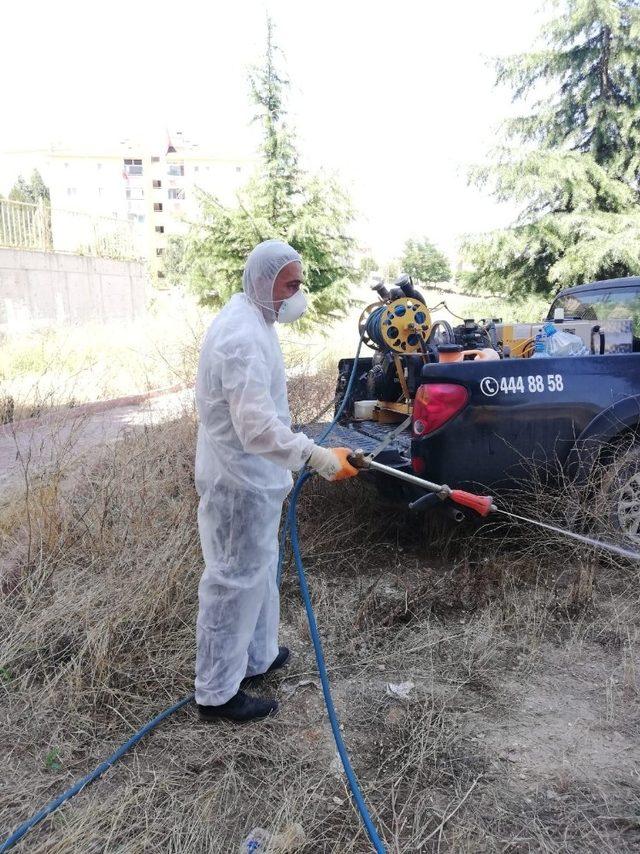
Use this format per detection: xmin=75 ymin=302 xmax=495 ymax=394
xmin=358 ymin=297 xmax=432 ymax=354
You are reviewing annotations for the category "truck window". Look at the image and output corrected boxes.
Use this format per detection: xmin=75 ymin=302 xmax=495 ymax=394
xmin=549 ymin=287 xmax=640 ymax=339
xmin=605 ymin=292 xmax=640 ymax=340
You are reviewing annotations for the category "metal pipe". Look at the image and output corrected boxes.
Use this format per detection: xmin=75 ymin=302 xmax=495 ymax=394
xmin=349 ymin=451 xmax=450 ymax=496
xmin=366 ymin=458 xmax=449 ymax=495
xmin=349 ymin=451 xmax=496 ymax=517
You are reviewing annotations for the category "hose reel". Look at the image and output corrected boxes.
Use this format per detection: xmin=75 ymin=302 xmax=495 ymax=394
xmin=358 ymin=298 xmax=432 ymax=354
xmin=358 ymin=287 xmax=433 ymax=422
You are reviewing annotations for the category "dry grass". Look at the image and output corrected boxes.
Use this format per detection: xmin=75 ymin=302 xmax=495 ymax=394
xmin=0 ymin=292 xmax=208 ymax=423
xmin=1 ymin=377 xmax=640 ymax=852
xmin=469 ymin=427 xmax=640 ymax=573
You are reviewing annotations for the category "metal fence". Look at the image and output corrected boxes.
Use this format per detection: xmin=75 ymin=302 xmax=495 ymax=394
xmin=0 ymin=198 xmax=143 ymax=261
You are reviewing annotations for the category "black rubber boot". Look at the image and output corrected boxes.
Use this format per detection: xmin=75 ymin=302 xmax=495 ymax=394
xmin=267 ymin=646 xmax=290 ymax=674
xmin=197 ymin=690 xmax=278 ymax=723
xmin=242 ymin=646 xmax=290 ymax=686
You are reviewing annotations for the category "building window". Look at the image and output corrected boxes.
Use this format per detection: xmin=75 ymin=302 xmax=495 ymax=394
xmin=154 ymin=202 xmax=163 ymax=212
xmin=64 ymin=162 xmax=69 ymax=168
xmin=126 ymin=188 xmax=144 ymax=200
xmin=128 ymin=213 xmax=146 ymax=223
xmin=151 ymin=156 xmax=160 ymax=163
xmin=194 ymin=165 xmax=199 ymax=172
xmin=97 ymin=188 xmax=103 ymax=196
xmin=153 ymin=179 xmax=162 ymax=189
xmin=167 ymin=162 xmax=184 ymax=176
xmin=155 ymin=225 xmax=165 ymax=234
xmin=97 ymin=163 xmax=102 ymax=170
xmin=167 ymin=188 xmax=185 ymax=200
xmin=157 ymin=270 xmax=166 ymax=279
xmin=156 ymin=247 xmax=165 ymax=256
xmin=66 ymin=187 xmax=77 ymax=196
xmin=123 ymin=158 xmax=143 ymax=176
xmin=235 ymin=166 xmax=241 ymax=173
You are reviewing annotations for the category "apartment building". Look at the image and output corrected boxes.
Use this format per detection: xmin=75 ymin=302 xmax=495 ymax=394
xmin=1 ymin=135 xmax=252 ymax=278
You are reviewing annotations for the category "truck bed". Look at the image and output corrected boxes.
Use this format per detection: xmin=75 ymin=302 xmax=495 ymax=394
xmin=302 ymin=420 xmax=411 ymax=461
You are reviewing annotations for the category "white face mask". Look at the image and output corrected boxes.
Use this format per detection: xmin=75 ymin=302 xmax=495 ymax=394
xmin=277 ymin=288 xmax=308 ymax=323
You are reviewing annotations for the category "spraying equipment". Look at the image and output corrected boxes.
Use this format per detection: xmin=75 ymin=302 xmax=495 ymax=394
xmin=354 ymin=275 xmax=503 ymax=424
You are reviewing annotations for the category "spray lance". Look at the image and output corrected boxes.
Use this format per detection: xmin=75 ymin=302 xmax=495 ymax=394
xmin=347 ymin=450 xmax=640 ymax=562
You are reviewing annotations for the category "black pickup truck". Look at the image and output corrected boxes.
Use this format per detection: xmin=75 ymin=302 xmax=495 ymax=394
xmin=328 ymin=276 xmax=640 ymax=543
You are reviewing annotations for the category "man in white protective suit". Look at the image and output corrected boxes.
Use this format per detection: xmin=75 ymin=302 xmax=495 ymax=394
xmin=194 ymin=239 xmax=359 ymax=723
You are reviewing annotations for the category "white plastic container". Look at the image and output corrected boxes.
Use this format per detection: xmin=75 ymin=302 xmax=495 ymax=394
xmin=543 ymin=323 xmax=589 ymax=357
xmin=353 ymin=400 xmax=378 ymax=420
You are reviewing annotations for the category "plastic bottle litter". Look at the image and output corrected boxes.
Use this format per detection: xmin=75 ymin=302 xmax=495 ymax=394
xmin=530 ymin=332 xmax=549 ymax=359
xmin=240 ymin=828 xmax=271 ymax=853
xmin=240 ymin=824 xmax=306 ymax=853
xmin=542 ymin=322 xmax=589 ymax=357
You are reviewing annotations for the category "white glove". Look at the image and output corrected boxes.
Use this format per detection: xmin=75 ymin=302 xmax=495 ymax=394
xmin=307 ymin=444 xmax=359 ymax=482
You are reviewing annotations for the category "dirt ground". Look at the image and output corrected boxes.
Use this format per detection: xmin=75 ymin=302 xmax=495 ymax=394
xmin=0 ymin=387 xmax=192 ymax=492
xmin=1 ymin=408 xmax=639 ymax=852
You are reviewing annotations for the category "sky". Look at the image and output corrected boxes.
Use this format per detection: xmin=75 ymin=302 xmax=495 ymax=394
xmin=2 ymin=0 xmax=546 ymax=262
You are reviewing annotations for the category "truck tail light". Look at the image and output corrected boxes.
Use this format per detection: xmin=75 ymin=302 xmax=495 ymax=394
xmin=412 ymin=383 xmax=469 ymax=437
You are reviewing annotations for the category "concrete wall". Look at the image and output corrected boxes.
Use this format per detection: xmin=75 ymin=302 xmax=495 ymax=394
xmin=0 ymin=248 xmax=148 ymax=333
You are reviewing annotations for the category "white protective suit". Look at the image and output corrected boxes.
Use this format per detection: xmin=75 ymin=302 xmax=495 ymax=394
xmin=194 ymin=240 xmax=315 ymax=706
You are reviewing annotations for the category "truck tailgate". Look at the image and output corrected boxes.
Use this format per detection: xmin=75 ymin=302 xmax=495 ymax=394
xmin=300 ymin=421 xmax=411 ymax=468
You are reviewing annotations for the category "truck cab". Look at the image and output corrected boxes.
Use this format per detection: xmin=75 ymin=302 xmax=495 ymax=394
xmin=547 ymin=276 xmax=640 ymax=352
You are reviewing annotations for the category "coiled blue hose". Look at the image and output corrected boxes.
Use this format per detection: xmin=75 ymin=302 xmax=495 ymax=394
xmin=365 ymin=305 xmax=387 ymax=350
xmin=1 ymin=337 xmax=387 ymax=853
xmin=366 ymin=301 xmax=427 ymax=352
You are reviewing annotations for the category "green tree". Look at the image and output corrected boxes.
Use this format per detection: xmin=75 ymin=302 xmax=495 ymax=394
xmin=462 ymin=0 xmax=640 ymax=297
xmin=4 ymin=170 xmax=52 ymax=249
xmin=174 ymin=18 xmax=359 ymax=323
xmin=400 ymin=237 xmax=451 ymax=284
xmin=383 ymin=260 xmax=400 ymax=283
xmin=29 ymin=169 xmax=50 ymax=204
xmin=163 ymin=234 xmax=189 ymax=287
xmin=8 ymin=175 xmax=33 ymax=203
xmin=356 ymin=255 xmax=379 ymax=281
xmin=8 ymin=170 xmax=50 ymax=204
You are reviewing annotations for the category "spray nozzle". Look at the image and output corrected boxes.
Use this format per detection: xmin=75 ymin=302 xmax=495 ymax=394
xmin=449 ymin=489 xmax=495 ymax=517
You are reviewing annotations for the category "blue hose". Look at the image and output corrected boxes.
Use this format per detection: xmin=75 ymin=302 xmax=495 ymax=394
xmin=277 ymin=338 xmax=387 ymax=851
xmin=287 ymin=473 xmax=386 ymax=853
xmin=0 ymin=693 xmax=194 ymax=853
xmin=365 ymin=305 xmax=387 ymax=350
xmin=277 ymin=339 xmax=363 ymax=586
xmin=1 ymin=338 xmax=386 ymax=852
